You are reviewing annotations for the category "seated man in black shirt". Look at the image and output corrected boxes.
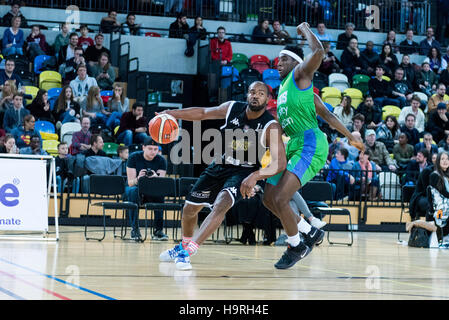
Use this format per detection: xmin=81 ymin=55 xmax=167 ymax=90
xmin=125 ymin=137 xmax=168 ymax=241
xmin=82 ymin=134 xmax=107 ymax=193
xmin=354 ymin=95 xmax=382 ymax=130
xmin=401 ymin=113 xmax=420 ymax=146
xmin=403 ymin=149 xmax=430 ymax=186
xmin=390 ymin=67 xmax=413 ymax=108
xmin=85 ymin=34 xmax=111 ymax=66
xmin=399 ymin=29 xmax=419 ymax=55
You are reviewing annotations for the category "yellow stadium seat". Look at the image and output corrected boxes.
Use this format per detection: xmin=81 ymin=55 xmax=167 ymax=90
xmin=382 ymin=105 xmax=401 ymax=120
xmin=321 ymin=86 xmax=342 ymax=107
xmin=23 ymin=85 xmax=39 ymax=105
xmin=39 ymin=71 xmax=62 ymax=91
xmin=343 ymin=88 xmax=363 ymax=109
xmin=114 ymin=126 xmax=120 ymax=135
xmin=40 ymin=132 xmax=59 ymax=141
xmin=382 ymin=75 xmax=391 ymax=82
xmin=43 ymin=139 xmax=59 ymax=156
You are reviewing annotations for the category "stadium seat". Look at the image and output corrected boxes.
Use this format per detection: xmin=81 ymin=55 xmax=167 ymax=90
xmin=343 ymin=88 xmax=364 ymax=109
xmin=16 ymin=69 xmax=34 ymax=86
xmin=35 ymin=120 xmax=55 ymax=134
xmin=101 ymin=90 xmax=114 ymax=105
xmin=382 ymin=105 xmax=402 ymax=120
xmin=382 ymin=75 xmax=391 ymax=82
xmin=262 ymin=69 xmax=281 ymax=89
xmin=313 ymin=86 xmax=320 ymax=96
xmin=103 ymin=142 xmax=119 ymax=157
xmin=23 ymin=85 xmax=39 ymax=105
xmin=39 ymin=71 xmax=62 ymax=91
xmin=313 ymin=71 xmax=329 ymax=91
xmin=250 ymin=54 xmax=270 ymax=74
xmin=221 ymin=66 xmax=239 ymax=89
xmin=42 ymin=139 xmax=59 ymax=156
xmin=321 ymin=87 xmax=342 ymax=107
xmin=272 ymin=57 xmax=279 ymax=69
xmin=329 ymin=73 xmax=349 ymax=92
xmin=40 ymin=131 xmax=58 ymax=141
xmin=352 ymin=74 xmax=370 ymax=95
xmin=267 ymin=99 xmax=277 ymax=117
xmin=61 ymin=122 xmax=81 ymax=144
xmin=413 ymin=91 xmax=428 ymax=104
xmin=145 ymin=32 xmax=161 ymax=37
xmin=231 ymin=53 xmax=249 ymax=73
xmin=239 ymin=68 xmax=262 ymax=90
xmin=34 ymin=55 xmax=52 ymax=75
xmin=47 ymin=87 xmax=62 ymax=111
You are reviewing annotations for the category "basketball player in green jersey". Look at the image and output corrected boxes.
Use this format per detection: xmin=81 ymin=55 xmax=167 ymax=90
xmin=262 ymin=22 xmax=365 ymax=269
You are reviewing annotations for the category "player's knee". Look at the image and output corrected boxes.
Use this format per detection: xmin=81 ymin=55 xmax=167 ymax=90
xmin=262 ymin=193 xmax=274 ymax=211
xmin=182 ymin=204 xmax=200 ymax=218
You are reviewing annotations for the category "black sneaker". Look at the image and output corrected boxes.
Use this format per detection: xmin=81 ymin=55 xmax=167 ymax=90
xmin=152 ymin=229 xmax=169 ymax=241
xmin=131 ymin=229 xmax=142 ymax=242
xmin=303 ymin=226 xmax=325 ymax=248
xmin=274 ymin=242 xmax=311 ymax=269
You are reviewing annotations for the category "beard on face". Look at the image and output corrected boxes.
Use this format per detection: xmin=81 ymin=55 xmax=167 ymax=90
xmin=248 ymin=100 xmax=266 ymax=112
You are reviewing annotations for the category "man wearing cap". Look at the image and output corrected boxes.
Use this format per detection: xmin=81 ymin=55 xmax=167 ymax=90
xmin=364 ymin=129 xmax=397 ymax=172
xmin=125 ymin=136 xmax=168 ymax=241
xmin=427 ymin=102 xmax=449 ymax=144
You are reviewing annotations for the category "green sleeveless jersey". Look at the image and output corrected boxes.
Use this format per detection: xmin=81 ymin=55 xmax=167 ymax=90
xmin=276 ymin=68 xmax=318 ymax=137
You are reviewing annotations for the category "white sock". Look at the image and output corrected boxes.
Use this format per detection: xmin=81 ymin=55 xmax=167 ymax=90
xmin=287 ymin=233 xmax=301 ymax=247
xmin=298 ymin=217 xmax=312 ymax=234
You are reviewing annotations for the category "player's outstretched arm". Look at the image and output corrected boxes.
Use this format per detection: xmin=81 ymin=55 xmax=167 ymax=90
xmin=156 ymin=101 xmax=232 ymax=121
xmin=314 ymin=93 xmax=365 ymax=152
xmin=240 ymin=122 xmax=287 ymax=199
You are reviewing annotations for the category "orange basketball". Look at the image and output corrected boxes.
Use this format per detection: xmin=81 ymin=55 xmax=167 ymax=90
xmin=148 ymin=114 xmax=179 ymax=144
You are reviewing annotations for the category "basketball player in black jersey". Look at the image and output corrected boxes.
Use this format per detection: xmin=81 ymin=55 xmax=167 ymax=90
xmin=158 ymin=81 xmax=291 ymax=270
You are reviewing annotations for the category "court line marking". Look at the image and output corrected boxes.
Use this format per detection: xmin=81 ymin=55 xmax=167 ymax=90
xmin=0 ymin=270 xmax=71 ymax=300
xmin=0 ymin=285 xmax=25 ymax=300
xmin=0 ymin=258 xmax=115 ymax=300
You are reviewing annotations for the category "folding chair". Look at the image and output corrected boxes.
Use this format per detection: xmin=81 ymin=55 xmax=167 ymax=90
xmin=321 ymin=86 xmax=342 ymax=107
xmin=250 ymin=54 xmax=271 ymax=74
xmin=34 ymin=55 xmax=52 ymax=74
xmin=84 ymin=175 xmax=138 ymax=241
xmin=137 ymin=177 xmax=183 ymax=242
xmin=301 ymin=181 xmax=354 ymax=246
xmin=398 ymin=185 xmax=416 ymax=242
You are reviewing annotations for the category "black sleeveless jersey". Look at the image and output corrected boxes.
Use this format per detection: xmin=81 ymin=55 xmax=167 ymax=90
xmin=218 ymin=101 xmax=276 ymax=168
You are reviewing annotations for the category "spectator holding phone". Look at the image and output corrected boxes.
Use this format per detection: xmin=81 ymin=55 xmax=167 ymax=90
xmin=89 ymin=52 xmax=115 ymax=90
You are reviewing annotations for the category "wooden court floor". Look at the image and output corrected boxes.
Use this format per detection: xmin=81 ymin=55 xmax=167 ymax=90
xmin=0 ymin=226 xmax=448 ymax=300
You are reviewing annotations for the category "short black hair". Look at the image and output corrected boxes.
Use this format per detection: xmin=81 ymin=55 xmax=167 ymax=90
xmin=117 ymin=145 xmax=128 ymax=155
xmin=217 ymin=26 xmax=226 ymax=32
xmin=283 ymin=45 xmax=304 ymax=60
xmin=418 ymin=148 xmax=430 ymax=159
xmin=90 ymin=134 xmax=101 ymax=145
xmin=132 ymin=101 xmax=144 ymax=110
xmin=69 ymin=32 xmax=79 ymax=39
xmin=339 ymin=148 xmax=349 ymax=160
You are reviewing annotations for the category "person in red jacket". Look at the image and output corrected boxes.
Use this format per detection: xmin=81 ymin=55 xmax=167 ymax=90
xmin=210 ymin=26 xmax=232 ymax=65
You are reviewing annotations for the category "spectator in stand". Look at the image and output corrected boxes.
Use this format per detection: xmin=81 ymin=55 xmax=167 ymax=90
xmin=443 ymin=47 xmax=449 ymax=66
xmin=399 ymin=29 xmax=420 ymax=55
xmin=427 ymin=102 xmax=449 ymax=143
xmin=415 ymin=132 xmax=438 ymax=157
xmin=19 ymin=134 xmax=47 ymax=155
xmin=340 ymin=38 xmax=365 ymax=79
xmin=71 ymin=116 xmax=91 ymax=155
xmin=438 ymin=134 xmax=449 ymax=153
xmin=89 ymin=52 xmax=115 ymax=90
xmin=379 ymin=43 xmax=399 ymax=77
xmin=427 ymin=83 xmax=449 ymax=113
xmin=70 ymin=64 xmax=98 ymax=106
xmin=369 ymin=65 xmax=398 ymax=107
xmin=376 ymin=115 xmax=401 ymax=153
xmin=106 ymin=83 xmax=129 ymax=130
xmin=383 ymin=30 xmax=399 ymax=54
xmin=417 ymin=62 xmax=438 ymax=97
xmin=2 ymin=1 xmax=28 ymax=28
xmin=2 ymin=16 xmax=24 ymax=56
xmin=210 ymin=26 xmax=232 ymax=65
xmin=77 ymin=25 xmax=94 ymax=51
xmin=115 ymin=101 xmax=149 ymax=146
xmin=326 ymin=148 xmax=355 ymax=199
xmin=424 ymin=47 xmax=448 ymax=75
xmin=333 ymin=95 xmax=355 ymax=130
xmin=27 ymin=89 xmax=55 ymax=123
xmin=355 ymin=95 xmax=382 ymax=130
xmin=59 ymin=46 xmax=85 ymax=85
xmin=272 ymin=20 xmax=291 ymax=45
xmin=117 ymin=145 xmax=129 ymax=178
xmin=393 ymin=132 xmax=415 ymax=171
xmin=440 ymin=64 xmax=449 ymax=91
xmin=314 ymin=22 xmax=334 ymax=48
xmin=398 ymin=95 xmax=425 ymax=133
xmin=11 ymin=114 xmax=42 ymax=149
xmin=53 ymin=23 xmax=70 ymax=59
xmin=360 ymin=41 xmax=380 ymax=76
xmin=100 ymin=10 xmax=121 ymax=34
xmin=336 ymin=22 xmax=357 ymax=50
xmin=390 ymin=67 xmax=413 ymax=108
xmin=188 ymin=16 xmax=207 ymax=41
xmin=53 ymin=85 xmax=81 ymax=125
xmin=365 ymin=129 xmax=397 ymax=172
xmin=403 ymin=149 xmax=430 ymax=186
xmin=399 ymin=54 xmax=417 ymax=91
xmin=55 ymin=142 xmax=75 ymax=193
xmin=0 ymin=58 xmax=23 ymax=87
xmin=84 ymin=134 xmax=106 ymax=157
xmin=85 ymin=34 xmax=111 ymax=66
xmin=169 ymin=13 xmax=189 ymax=39
xmin=252 ymin=18 xmax=273 ymax=44
xmin=122 ymin=14 xmax=144 ymax=36
xmin=401 ymin=113 xmax=420 ymax=146
xmin=164 ymin=0 xmax=184 ymax=16
xmin=26 ymin=25 xmax=51 ymax=61
xmin=351 ymin=113 xmax=366 ymax=141
xmin=0 ymin=134 xmax=18 ymax=154
xmin=351 ymin=150 xmax=380 ymax=201
xmin=436 ymin=0 xmax=449 ymax=45
xmin=125 ymin=136 xmax=168 ymax=241
xmin=318 ymin=41 xmax=341 ymax=75
xmin=57 ymin=32 xmax=79 ymax=66
xmin=3 ymin=93 xmax=29 ymax=133
xmin=0 ymin=80 xmax=17 ymax=115
xmin=419 ymin=27 xmax=441 ymax=56
xmin=81 ymin=85 xmax=110 ymax=126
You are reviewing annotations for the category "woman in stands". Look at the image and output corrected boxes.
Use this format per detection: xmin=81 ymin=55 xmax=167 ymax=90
xmin=424 ymin=47 xmax=448 ymax=75
xmin=189 ymin=16 xmax=207 ymax=41
xmin=251 ymin=18 xmax=273 ymax=44
xmin=333 ymin=95 xmax=354 ymax=131
xmin=106 ymin=83 xmax=129 ymax=130
xmin=383 ymin=30 xmax=399 ymax=54
xmin=351 ymin=150 xmax=380 ymax=201
xmin=0 ymin=134 xmax=18 ymax=154
xmin=10 ymin=114 xmax=42 ymax=149
xmin=376 ymin=115 xmax=401 ymax=153
xmin=82 ymin=85 xmax=110 ymax=126
xmin=89 ymin=52 xmax=115 ymax=90
xmin=27 ymin=89 xmax=55 ymax=123
xmin=53 ymin=85 xmax=81 ymax=125
xmin=2 ymin=16 xmax=24 ymax=56
xmin=0 ymin=80 xmax=17 ymax=114
xmin=379 ymin=43 xmax=399 ymax=78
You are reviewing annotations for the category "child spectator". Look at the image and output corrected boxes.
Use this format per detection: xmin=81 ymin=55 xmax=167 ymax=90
xmin=77 ymin=25 xmax=94 ymax=51
xmin=53 ymin=23 xmax=70 ymax=59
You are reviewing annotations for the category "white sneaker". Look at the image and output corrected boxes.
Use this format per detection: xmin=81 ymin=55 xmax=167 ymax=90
xmin=175 ymin=249 xmax=192 ymax=270
xmin=159 ymin=243 xmax=183 ymax=262
xmin=310 ymin=217 xmax=327 ymax=229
